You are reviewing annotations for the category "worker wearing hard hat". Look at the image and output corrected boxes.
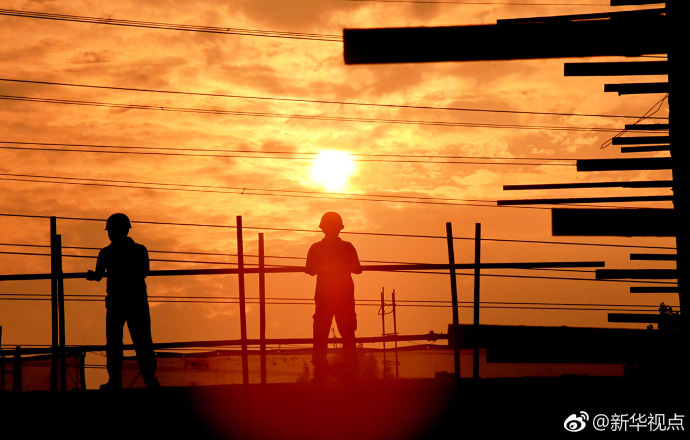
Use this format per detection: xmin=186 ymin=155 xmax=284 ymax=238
xmin=305 ymin=212 xmax=362 ymax=381
xmin=87 ymin=213 xmax=160 ymax=390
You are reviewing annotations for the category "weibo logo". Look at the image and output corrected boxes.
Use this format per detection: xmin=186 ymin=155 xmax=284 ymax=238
xmin=564 ymin=412 xmax=589 ymax=432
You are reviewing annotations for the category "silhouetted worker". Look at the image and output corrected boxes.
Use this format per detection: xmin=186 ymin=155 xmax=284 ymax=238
xmin=87 ymin=213 xmax=160 ymax=390
xmin=306 ymin=212 xmax=362 ymax=380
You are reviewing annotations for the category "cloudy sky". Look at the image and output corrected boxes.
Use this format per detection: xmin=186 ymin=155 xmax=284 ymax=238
xmin=0 ymin=0 xmax=676 ymax=372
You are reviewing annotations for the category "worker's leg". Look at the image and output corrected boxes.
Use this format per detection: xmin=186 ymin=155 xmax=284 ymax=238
xmin=335 ymin=305 xmax=357 ymax=380
xmin=313 ymin=302 xmax=334 ymax=378
xmin=127 ymin=299 xmax=159 ymax=388
xmin=104 ymin=298 xmax=126 ymax=389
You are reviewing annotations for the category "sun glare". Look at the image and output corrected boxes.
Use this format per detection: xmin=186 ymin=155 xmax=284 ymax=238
xmin=311 ymin=150 xmax=355 ymax=191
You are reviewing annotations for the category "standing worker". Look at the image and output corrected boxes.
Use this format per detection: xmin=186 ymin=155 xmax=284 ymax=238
xmin=306 ymin=212 xmax=362 ymax=380
xmin=87 ymin=213 xmax=160 ymax=390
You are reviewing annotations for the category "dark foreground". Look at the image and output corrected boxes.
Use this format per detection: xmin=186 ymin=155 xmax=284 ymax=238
xmin=2 ymin=376 xmax=688 ymax=439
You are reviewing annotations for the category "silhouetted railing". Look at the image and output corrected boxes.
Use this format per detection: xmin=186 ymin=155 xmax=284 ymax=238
xmin=0 ymin=216 xmax=610 ymax=391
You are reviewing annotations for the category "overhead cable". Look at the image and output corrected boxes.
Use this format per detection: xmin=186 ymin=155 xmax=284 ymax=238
xmin=0 ymin=142 xmax=576 ymax=165
xmin=0 ymin=212 xmax=677 ymax=252
xmin=0 ymin=78 xmax=665 ymax=121
xmin=2 ymin=173 xmax=655 ymax=211
xmin=0 ymin=94 xmax=653 ymax=133
xmin=0 ymin=9 xmax=341 ymax=41
xmin=342 ymin=1 xmax=610 ymax=5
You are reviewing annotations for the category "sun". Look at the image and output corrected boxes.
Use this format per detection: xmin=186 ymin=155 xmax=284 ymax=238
xmin=311 ymin=150 xmax=355 ymax=191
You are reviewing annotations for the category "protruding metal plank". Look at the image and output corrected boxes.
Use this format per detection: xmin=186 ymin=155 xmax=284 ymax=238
xmin=620 ymin=145 xmax=671 ymax=153
xmin=630 ymin=286 xmax=679 ymax=293
xmin=564 ymin=61 xmax=668 ymax=76
xmin=577 ymin=157 xmax=672 ymax=171
xmin=596 ymin=269 xmax=678 ymax=279
xmin=608 ymin=313 xmax=660 ymax=323
xmin=497 ymin=8 xmax=663 ymax=25
xmin=624 ymin=123 xmax=669 ymax=130
xmin=610 ymin=0 xmax=666 ymax=6
xmin=499 ymin=195 xmax=672 ymax=205
xmin=503 ymin=180 xmax=672 ymax=190
xmin=611 ymin=136 xmax=670 ymax=145
xmin=343 ymin=10 xmax=666 ymax=65
xmin=552 ymin=208 xmax=675 ymax=236
xmin=604 ymin=82 xmax=669 ymax=94
xmin=630 ymin=253 xmax=677 ymax=261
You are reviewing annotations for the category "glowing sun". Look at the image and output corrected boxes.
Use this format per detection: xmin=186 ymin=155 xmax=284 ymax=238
xmin=312 ymin=150 xmax=355 ymax=191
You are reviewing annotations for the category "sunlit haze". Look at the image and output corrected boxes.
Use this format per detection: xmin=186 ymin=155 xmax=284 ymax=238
xmin=0 ymin=0 xmax=676 ymax=391
xmin=312 ymin=150 xmax=355 ymax=191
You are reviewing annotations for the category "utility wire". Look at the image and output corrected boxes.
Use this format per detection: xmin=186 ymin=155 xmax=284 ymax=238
xmin=0 ymin=142 xmax=577 ymax=165
xmin=0 ymin=242 xmax=677 ymax=264
xmin=0 ymin=248 xmax=677 ymax=285
xmin=0 ymin=212 xmax=677 ymax=250
xmin=342 ymin=1 xmax=611 ymax=5
xmin=0 ymin=242 xmax=261 ymax=259
xmin=0 ymin=95 xmax=654 ymax=133
xmin=0 ymin=174 xmax=520 ymax=209
xmin=0 ymin=248 xmax=676 ymax=285
xmin=1 ymin=174 xmax=665 ymax=211
xmin=0 ymin=78 xmax=663 ymax=121
xmin=0 ymin=247 xmax=610 ymax=275
xmin=0 ymin=171 xmax=498 ymax=204
xmin=0 ymin=293 xmax=675 ymax=312
xmin=0 ymin=9 xmax=342 ymax=41
xmin=601 ymin=94 xmax=669 ymax=149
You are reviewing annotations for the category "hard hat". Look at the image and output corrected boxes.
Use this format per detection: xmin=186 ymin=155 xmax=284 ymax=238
xmin=105 ymin=213 xmax=132 ymax=231
xmin=319 ymin=212 xmax=344 ymax=229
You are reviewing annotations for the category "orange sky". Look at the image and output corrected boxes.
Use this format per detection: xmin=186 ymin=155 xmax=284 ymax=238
xmin=0 ymin=0 xmax=677 ymax=371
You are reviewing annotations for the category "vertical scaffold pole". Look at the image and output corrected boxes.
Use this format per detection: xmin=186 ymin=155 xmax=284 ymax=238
xmin=56 ymin=234 xmax=66 ymax=391
xmin=0 ymin=326 xmax=3 ymax=391
xmin=391 ymin=289 xmax=399 ymax=380
xmin=49 ymin=217 xmax=60 ymax=391
xmin=446 ymin=222 xmax=460 ymax=384
xmin=380 ymin=287 xmax=387 ymax=377
xmin=236 ymin=216 xmax=249 ymax=386
xmin=668 ymin=0 xmax=689 ymax=348
xmin=259 ymin=233 xmax=267 ymax=385
xmin=473 ymin=223 xmax=481 ymax=380
xmin=13 ymin=346 xmax=21 ymax=393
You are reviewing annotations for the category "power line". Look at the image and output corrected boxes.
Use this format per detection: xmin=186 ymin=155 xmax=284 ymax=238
xmin=0 ymin=171 xmax=498 ymax=202
xmin=0 ymin=247 xmax=675 ymax=284
xmin=0 ymin=247 xmax=677 ymax=285
xmin=601 ymin=94 xmax=669 ymax=149
xmin=0 ymin=141 xmax=578 ymax=164
xmin=0 ymin=173 xmax=516 ymax=209
xmin=0 ymin=94 xmax=655 ymax=133
xmin=0 ymin=247 xmax=609 ymax=275
xmin=0 ymin=242 xmax=677 ymax=268
xmin=1 ymin=172 xmax=664 ymax=211
xmin=342 ymin=1 xmax=611 ymax=5
xmin=0 ymin=78 xmax=663 ymax=121
xmin=0 ymin=212 xmax=676 ymax=251
xmin=0 ymin=9 xmax=342 ymax=41
xmin=0 ymin=249 xmax=243 ymax=266
xmin=0 ymin=293 xmax=674 ymax=313
xmin=0 ymin=242 xmax=252 ymax=259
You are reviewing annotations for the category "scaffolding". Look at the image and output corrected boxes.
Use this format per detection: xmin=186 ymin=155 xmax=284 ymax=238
xmin=0 ymin=215 xmax=614 ymax=391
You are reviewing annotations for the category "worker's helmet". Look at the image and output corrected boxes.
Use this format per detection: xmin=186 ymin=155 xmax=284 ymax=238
xmin=319 ymin=212 xmax=344 ymax=230
xmin=105 ymin=213 xmax=132 ymax=231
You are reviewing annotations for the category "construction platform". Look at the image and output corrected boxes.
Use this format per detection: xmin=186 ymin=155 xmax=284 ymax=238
xmin=1 ymin=375 xmax=688 ymax=439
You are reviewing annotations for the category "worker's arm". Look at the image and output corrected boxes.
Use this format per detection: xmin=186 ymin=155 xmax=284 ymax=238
xmin=87 ymin=249 xmax=106 ymax=281
xmin=349 ymin=243 xmax=362 ymax=275
xmin=305 ymin=245 xmax=318 ymax=276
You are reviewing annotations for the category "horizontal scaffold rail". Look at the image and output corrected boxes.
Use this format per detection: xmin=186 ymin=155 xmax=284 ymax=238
xmin=0 ymin=261 xmax=606 ymax=281
xmin=0 ymin=333 xmax=449 ymax=356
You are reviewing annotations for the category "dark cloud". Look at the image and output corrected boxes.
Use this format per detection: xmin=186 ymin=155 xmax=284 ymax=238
xmin=70 ymin=50 xmax=112 ymax=64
